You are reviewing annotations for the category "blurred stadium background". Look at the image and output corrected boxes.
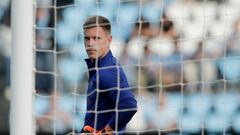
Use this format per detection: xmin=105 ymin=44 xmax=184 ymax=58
xmin=1 ymin=0 xmax=240 ymax=134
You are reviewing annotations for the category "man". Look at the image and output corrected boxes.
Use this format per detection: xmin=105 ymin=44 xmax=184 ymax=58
xmin=81 ymin=16 xmax=137 ymax=135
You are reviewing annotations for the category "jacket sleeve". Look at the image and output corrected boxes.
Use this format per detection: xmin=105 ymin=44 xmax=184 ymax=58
xmin=108 ymin=87 xmax=137 ymax=131
xmin=101 ymin=68 xmax=137 ymax=131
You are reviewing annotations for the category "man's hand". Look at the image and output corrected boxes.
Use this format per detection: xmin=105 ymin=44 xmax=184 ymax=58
xmin=80 ymin=133 xmax=96 ymax=135
xmin=104 ymin=124 xmax=114 ymax=135
xmin=81 ymin=125 xmax=102 ymax=135
xmin=81 ymin=125 xmax=114 ymax=135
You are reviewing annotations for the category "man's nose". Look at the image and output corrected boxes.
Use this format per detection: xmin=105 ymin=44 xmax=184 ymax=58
xmin=88 ymin=38 xmax=96 ymax=47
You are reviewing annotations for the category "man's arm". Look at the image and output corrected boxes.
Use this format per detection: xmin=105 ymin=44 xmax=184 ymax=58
xmin=100 ymin=66 xmax=137 ymax=132
xmin=107 ymin=88 xmax=137 ymax=131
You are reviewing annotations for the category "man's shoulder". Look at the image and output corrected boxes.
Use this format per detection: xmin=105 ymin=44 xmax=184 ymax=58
xmin=106 ymin=55 xmax=118 ymax=66
xmin=100 ymin=55 xmax=120 ymax=73
xmin=99 ymin=66 xmax=118 ymax=79
xmin=98 ymin=69 xmax=118 ymax=89
xmin=98 ymin=59 xmax=119 ymax=87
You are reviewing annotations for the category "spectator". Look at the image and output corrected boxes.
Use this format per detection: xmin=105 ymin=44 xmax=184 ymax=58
xmin=36 ymin=91 xmax=72 ymax=134
xmin=0 ymin=4 xmax=10 ymax=133
xmin=162 ymin=36 xmax=182 ymax=91
xmin=226 ymin=18 xmax=240 ymax=57
xmin=143 ymin=91 xmax=177 ymax=130
xmin=141 ymin=44 xmax=161 ymax=92
xmin=35 ymin=6 xmax=55 ymax=94
xmin=0 ymin=7 xmax=10 ymax=90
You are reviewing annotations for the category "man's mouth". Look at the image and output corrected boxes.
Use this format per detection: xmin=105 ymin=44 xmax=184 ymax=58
xmin=87 ymin=49 xmax=96 ymax=52
xmin=86 ymin=47 xmax=97 ymax=51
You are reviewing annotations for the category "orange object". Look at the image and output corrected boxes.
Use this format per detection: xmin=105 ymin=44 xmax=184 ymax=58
xmin=83 ymin=125 xmax=102 ymax=135
xmin=83 ymin=125 xmax=113 ymax=135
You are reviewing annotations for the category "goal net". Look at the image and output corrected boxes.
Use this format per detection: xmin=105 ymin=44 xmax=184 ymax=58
xmin=32 ymin=0 xmax=240 ymax=134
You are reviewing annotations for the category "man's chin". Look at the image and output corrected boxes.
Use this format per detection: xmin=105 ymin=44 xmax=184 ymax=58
xmin=88 ymin=54 xmax=97 ymax=60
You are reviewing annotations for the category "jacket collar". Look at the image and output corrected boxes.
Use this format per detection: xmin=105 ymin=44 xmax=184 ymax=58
xmin=85 ymin=50 xmax=113 ymax=77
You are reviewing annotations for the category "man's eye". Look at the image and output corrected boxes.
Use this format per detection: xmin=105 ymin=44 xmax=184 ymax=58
xmin=84 ymin=37 xmax=90 ymax=40
xmin=94 ymin=37 xmax=101 ymax=40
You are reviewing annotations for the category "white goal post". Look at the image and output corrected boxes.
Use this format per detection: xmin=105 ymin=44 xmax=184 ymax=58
xmin=10 ymin=0 xmax=34 ymax=135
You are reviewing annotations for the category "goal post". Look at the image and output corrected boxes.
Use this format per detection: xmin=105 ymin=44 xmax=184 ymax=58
xmin=10 ymin=0 xmax=34 ymax=134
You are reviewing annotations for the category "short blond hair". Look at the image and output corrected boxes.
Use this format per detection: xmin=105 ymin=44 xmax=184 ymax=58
xmin=83 ymin=15 xmax=111 ymax=34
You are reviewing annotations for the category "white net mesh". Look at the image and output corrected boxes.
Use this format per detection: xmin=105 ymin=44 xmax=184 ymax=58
xmin=33 ymin=0 xmax=240 ymax=134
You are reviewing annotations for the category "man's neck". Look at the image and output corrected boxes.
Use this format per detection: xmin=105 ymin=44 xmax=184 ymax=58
xmin=91 ymin=50 xmax=110 ymax=62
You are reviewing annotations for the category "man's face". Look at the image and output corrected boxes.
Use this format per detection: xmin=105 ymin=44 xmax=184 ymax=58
xmin=84 ymin=26 xmax=112 ymax=60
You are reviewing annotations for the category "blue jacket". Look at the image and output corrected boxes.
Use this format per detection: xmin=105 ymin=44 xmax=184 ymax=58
xmin=82 ymin=51 xmax=137 ymax=134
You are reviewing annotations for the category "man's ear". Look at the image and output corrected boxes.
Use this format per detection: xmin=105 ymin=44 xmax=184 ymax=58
xmin=107 ymin=35 xmax=112 ymax=43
